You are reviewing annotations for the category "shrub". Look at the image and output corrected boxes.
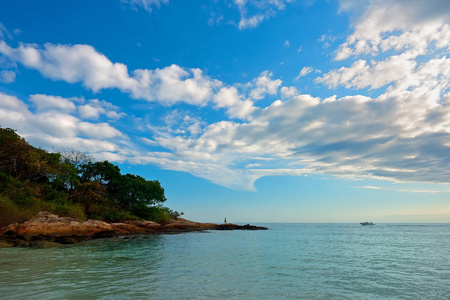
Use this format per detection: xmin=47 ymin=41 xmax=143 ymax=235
xmin=0 ymin=195 xmax=36 ymax=227
xmin=132 ymin=205 xmax=182 ymax=222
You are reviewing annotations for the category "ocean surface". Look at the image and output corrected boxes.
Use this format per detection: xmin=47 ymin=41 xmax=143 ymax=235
xmin=0 ymin=223 xmax=449 ymax=299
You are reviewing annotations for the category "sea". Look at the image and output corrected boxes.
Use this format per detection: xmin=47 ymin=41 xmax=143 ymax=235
xmin=0 ymin=223 xmax=449 ymax=299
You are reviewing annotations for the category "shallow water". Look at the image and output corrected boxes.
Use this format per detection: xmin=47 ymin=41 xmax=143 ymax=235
xmin=1 ymin=223 xmax=449 ymax=299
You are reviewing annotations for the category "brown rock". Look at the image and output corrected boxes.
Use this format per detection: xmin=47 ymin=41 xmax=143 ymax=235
xmin=2 ymin=211 xmax=115 ymax=237
xmin=54 ymin=236 xmax=79 ymax=244
xmin=30 ymin=240 xmax=62 ymax=248
xmin=15 ymin=240 xmax=30 ymax=247
xmin=0 ymin=211 xmax=268 ymax=247
xmin=0 ymin=240 xmax=15 ymax=248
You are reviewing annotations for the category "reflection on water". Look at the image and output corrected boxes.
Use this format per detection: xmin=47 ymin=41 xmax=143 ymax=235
xmin=1 ymin=224 xmax=450 ymax=299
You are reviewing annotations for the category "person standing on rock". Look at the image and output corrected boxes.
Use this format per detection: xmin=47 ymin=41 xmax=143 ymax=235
xmin=224 ymin=217 xmax=227 ymax=223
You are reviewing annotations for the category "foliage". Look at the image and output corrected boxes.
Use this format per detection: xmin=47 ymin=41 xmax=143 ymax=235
xmin=0 ymin=195 xmax=36 ymax=228
xmin=0 ymin=128 xmax=63 ymax=183
xmin=79 ymin=161 xmax=167 ymax=219
xmin=0 ymin=126 xmax=177 ymax=225
xmin=134 ymin=205 xmax=184 ymax=222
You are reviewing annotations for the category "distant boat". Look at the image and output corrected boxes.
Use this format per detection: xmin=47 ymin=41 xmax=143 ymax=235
xmin=360 ymin=222 xmax=374 ymax=226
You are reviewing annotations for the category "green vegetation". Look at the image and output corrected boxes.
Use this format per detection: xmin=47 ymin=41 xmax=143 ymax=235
xmin=0 ymin=127 xmax=182 ymax=227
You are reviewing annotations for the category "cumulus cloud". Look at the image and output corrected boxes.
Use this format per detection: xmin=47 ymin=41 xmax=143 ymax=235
xmin=78 ymin=122 xmax=125 ymax=139
xmin=318 ymin=55 xmax=450 ymax=100
xmin=336 ymin=0 xmax=450 ymax=60
xmin=0 ymin=92 xmax=128 ymax=156
xmin=0 ymin=92 xmax=29 ymax=113
xmin=212 ymin=86 xmax=256 ymax=119
xmin=120 ymin=0 xmax=450 ymax=190
xmin=78 ymin=99 xmax=125 ymax=120
xmin=280 ymin=86 xmax=298 ymax=98
xmin=0 ymin=42 xmax=221 ymax=106
xmin=140 ymin=89 xmax=450 ymax=189
xmin=3 ymin=0 xmax=450 ymax=191
xmin=29 ymin=94 xmax=77 ymax=112
xmin=249 ymin=71 xmax=282 ymax=100
xmin=319 ymin=1 xmax=450 ymax=104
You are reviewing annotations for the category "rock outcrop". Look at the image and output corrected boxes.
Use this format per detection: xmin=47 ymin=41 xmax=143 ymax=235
xmin=0 ymin=211 xmax=267 ymax=248
xmin=216 ymin=223 xmax=268 ymax=230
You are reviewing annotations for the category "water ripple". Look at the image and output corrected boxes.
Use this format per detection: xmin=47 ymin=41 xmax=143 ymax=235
xmin=1 ymin=224 xmax=450 ymax=299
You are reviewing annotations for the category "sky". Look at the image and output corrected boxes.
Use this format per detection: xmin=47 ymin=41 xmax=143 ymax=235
xmin=0 ymin=0 xmax=450 ymax=223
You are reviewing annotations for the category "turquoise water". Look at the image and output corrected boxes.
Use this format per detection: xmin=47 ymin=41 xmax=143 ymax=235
xmin=0 ymin=223 xmax=449 ymax=299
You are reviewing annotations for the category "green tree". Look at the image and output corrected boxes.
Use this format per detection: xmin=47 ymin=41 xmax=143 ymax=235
xmin=79 ymin=160 xmax=167 ymax=217
xmin=80 ymin=161 xmax=121 ymax=187
xmin=0 ymin=127 xmax=64 ymax=183
xmin=116 ymin=174 xmax=167 ymax=212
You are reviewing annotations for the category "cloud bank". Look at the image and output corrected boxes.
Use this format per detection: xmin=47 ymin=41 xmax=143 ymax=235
xmin=1 ymin=0 xmax=450 ymax=190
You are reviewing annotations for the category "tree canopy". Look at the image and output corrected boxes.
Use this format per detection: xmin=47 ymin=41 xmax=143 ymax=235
xmin=0 ymin=126 xmax=179 ymax=226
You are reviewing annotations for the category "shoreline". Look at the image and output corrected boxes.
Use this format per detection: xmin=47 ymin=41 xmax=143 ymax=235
xmin=0 ymin=211 xmax=268 ymax=248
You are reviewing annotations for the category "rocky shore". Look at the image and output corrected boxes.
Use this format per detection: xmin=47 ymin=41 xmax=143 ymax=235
xmin=0 ymin=211 xmax=268 ymax=248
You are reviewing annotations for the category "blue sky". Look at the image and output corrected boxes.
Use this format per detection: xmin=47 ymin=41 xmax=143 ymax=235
xmin=1 ymin=0 xmax=450 ymax=222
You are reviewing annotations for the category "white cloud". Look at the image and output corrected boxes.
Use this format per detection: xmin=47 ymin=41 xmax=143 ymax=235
xmin=0 ymin=23 xmax=12 ymax=40
xmin=336 ymin=0 xmax=450 ymax=60
xmin=0 ymin=92 xmax=29 ymax=113
xmin=125 ymin=0 xmax=169 ymax=13
xmin=238 ymin=14 xmax=267 ymax=29
xmin=213 ymin=86 xmax=256 ymax=119
xmin=323 ymin=55 xmax=450 ymax=101
xmin=359 ymin=186 xmax=384 ymax=190
xmin=29 ymin=94 xmax=77 ymax=112
xmin=284 ymin=40 xmax=290 ymax=47
xmin=213 ymin=86 xmax=241 ymax=108
xmin=3 ymin=1 xmax=450 ymax=191
xmin=0 ymin=70 xmax=15 ymax=83
xmin=78 ymin=122 xmax=125 ymax=139
xmin=233 ymin=0 xmax=294 ymax=30
xmin=227 ymin=99 xmax=256 ymax=120
xmin=132 ymin=65 xmax=220 ymax=105
xmin=129 ymin=88 xmax=450 ymax=189
xmin=0 ymin=92 xmax=128 ymax=157
xmin=280 ymin=86 xmax=298 ymax=98
xmin=78 ymin=99 xmax=125 ymax=120
xmin=0 ymin=45 xmax=18 ymax=83
xmin=249 ymin=71 xmax=282 ymax=100
xmin=0 ymin=42 xmax=221 ymax=106
xmin=295 ymin=66 xmax=314 ymax=80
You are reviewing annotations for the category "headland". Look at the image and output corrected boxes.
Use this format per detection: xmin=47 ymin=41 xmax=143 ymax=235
xmin=0 ymin=211 xmax=268 ymax=248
